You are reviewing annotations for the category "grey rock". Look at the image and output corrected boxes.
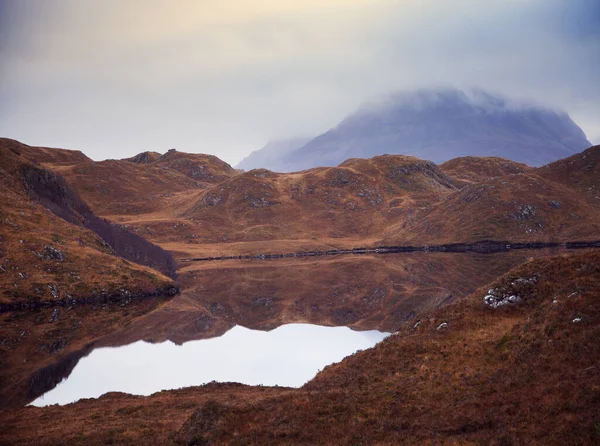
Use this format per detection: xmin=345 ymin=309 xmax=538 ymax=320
xmin=511 ymin=204 xmax=537 ymax=221
xmin=548 ymin=200 xmax=561 ymax=209
xmin=49 ymin=308 xmax=60 ymax=322
xmin=48 ymin=284 xmax=59 ymax=299
xmin=44 ymin=245 xmax=65 ymax=262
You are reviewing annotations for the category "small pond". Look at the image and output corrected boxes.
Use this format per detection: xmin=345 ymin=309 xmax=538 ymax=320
xmin=32 ymin=323 xmax=388 ymax=406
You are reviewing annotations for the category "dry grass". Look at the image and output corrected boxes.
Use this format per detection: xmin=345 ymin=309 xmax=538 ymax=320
xmin=0 ymin=142 xmax=174 ymax=307
xmin=34 ymin=140 xmax=600 ymax=259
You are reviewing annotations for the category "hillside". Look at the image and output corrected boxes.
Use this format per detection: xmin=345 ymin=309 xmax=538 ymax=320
xmin=177 ymin=155 xmax=456 ymax=244
xmin=383 ymin=168 xmax=600 ymax=245
xmin=2 ymin=249 xmax=598 ymax=444
xmin=13 ymin=138 xmax=597 ymax=260
xmin=0 ymin=137 xmax=91 ymax=166
xmin=0 ymin=139 xmax=177 ymax=307
xmin=383 ymin=147 xmax=600 ymax=245
xmin=440 ymin=156 xmax=533 ymax=187
xmin=244 ymin=88 xmax=591 ymax=172
xmin=150 ymin=149 xmax=237 ymax=183
xmin=538 ymin=145 xmax=600 ymax=208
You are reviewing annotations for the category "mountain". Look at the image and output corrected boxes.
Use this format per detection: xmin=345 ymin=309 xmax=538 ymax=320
xmin=235 ymin=136 xmax=312 ymax=171
xmin=247 ymin=88 xmax=591 ymax=172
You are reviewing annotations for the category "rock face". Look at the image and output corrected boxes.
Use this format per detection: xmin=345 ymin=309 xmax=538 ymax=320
xmin=246 ymin=88 xmax=591 ymax=172
xmin=126 ymin=151 xmax=161 ymax=164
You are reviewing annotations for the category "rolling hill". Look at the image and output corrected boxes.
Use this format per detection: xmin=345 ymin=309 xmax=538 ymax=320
xmin=11 ymin=137 xmax=597 ymax=259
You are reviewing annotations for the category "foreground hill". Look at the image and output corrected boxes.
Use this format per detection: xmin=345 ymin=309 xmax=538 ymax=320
xmin=240 ymin=88 xmax=591 ymax=172
xmin=0 ymin=139 xmax=176 ymax=307
xmin=2 ymin=249 xmax=597 ymax=444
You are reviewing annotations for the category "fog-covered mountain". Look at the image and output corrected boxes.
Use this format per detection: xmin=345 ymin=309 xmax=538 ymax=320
xmin=236 ymin=137 xmax=312 ymax=171
xmin=243 ymin=88 xmax=591 ymax=172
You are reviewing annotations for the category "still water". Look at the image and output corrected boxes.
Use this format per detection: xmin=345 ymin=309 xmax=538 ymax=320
xmin=32 ymin=323 xmax=388 ymax=406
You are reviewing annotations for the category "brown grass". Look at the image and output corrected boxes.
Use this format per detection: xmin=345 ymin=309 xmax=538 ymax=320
xmin=0 ymin=143 xmax=174 ymax=307
xmin=29 ymin=140 xmax=599 ymax=258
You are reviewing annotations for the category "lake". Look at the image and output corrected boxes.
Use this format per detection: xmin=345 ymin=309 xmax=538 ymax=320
xmin=8 ymin=250 xmax=561 ymax=408
xmin=32 ymin=323 xmax=389 ymax=406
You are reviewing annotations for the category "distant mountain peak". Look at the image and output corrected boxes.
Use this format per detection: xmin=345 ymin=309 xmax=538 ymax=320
xmin=243 ymin=87 xmax=590 ymax=172
xmin=235 ymin=136 xmax=313 ymax=171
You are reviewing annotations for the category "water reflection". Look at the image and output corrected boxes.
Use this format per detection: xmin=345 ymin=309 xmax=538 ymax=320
xmin=2 ymin=250 xmax=564 ymax=408
xmin=32 ymin=323 xmax=388 ymax=406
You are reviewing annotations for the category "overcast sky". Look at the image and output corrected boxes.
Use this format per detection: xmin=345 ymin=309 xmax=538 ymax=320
xmin=1 ymin=0 xmax=598 ymax=165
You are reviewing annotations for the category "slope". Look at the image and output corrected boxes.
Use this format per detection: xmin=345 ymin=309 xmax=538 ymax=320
xmin=381 ymin=149 xmax=600 ymax=245
xmin=177 ymin=155 xmax=456 ymax=244
xmin=0 ymin=140 xmax=176 ymax=307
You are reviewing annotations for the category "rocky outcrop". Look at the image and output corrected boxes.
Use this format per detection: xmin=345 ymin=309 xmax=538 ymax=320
xmin=126 ymin=151 xmax=161 ymax=164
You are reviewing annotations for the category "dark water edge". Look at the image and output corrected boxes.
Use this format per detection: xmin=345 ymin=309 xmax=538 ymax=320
xmin=180 ymin=240 xmax=600 ymax=262
xmin=0 ymin=285 xmax=179 ymax=313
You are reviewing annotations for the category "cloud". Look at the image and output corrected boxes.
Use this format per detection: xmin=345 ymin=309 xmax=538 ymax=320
xmin=0 ymin=0 xmax=598 ymax=164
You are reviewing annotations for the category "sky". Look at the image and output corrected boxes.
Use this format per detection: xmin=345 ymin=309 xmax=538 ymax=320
xmin=1 ymin=0 xmax=599 ymax=166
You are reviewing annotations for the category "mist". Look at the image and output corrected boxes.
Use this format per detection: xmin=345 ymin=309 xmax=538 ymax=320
xmin=0 ymin=0 xmax=598 ymax=164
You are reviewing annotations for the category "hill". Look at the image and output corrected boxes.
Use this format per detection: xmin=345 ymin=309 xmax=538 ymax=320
xmin=538 ymin=145 xmax=600 ymax=208
xmin=384 ymin=146 xmax=600 ymax=245
xmin=0 ymin=139 xmax=177 ymax=308
xmin=243 ymin=88 xmax=591 ymax=172
xmin=17 ymin=138 xmax=596 ymax=259
xmin=149 ymin=148 xmax=237 ymax=183
xmin=439 ymin=156 xmax=533 ymax=187
xmin=177 ymin=155 xmax=456 ymax=244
